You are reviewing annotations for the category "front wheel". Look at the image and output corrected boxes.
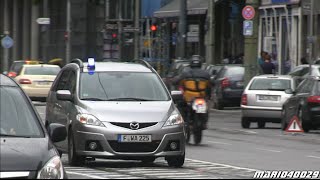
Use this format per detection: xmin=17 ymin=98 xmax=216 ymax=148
xmin=68 ymin=132 xmax=85 ymax=166
xmin=257 ymin=121 xmax=266 ymax=129
xmin=166 ymin=153 xmax=185 ymax=168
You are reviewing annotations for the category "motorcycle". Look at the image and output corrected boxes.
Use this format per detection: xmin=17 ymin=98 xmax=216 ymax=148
xmin=185 ymin=97 xmax=208 ymax=145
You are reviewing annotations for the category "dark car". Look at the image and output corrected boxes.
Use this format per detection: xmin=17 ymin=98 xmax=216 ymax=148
xmin=0 ymin=74 xmax=67 ymax=179
xmin=282 ymin=77 xmax=320 ymax=132
xmin=287 ymin=64 xmax=320 ymax=86
xmin=206 ymin=64 xmax=224 ymax=81
xmin=163 ymin=59 xmax=190 ymax=91
xmin=211 ymin=65 xmax=245 ymax=110
xmin=6 ymin=60 xmax=43 ymax=78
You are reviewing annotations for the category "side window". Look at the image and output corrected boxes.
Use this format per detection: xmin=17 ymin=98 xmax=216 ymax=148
xmin=297 ymin=79 xmax=313 ymax=94
xmin=67 ymin=71 xmax=77 ymax=94
xmin=56 ymin=71 xmax=70 ymax=91
xmin=289 ymin=67 xmax=303 ymax=76
xmin=296 ymin=79 xmax=308 ymax=94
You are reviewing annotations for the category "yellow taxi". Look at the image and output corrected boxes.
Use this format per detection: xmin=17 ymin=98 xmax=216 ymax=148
xmin=7 ymin=60 xmax=43 ymax=78
xmin=15 ymin=64 xmax=61 ymax=101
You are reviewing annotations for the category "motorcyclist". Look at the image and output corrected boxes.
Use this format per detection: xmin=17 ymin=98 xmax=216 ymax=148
xmin=173 ymin=55 xmax=211 ymax=130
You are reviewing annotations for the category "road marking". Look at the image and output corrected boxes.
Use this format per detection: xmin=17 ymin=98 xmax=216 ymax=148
xmin=256 ymin=148 xmax=282 ymax=153
xmin=66 ymin=171 xmax=105 ymax=179
xmin=237 ymin=129 xmax=258 ymax=134
xmin=307 ymin=155 xmax=320 ymax=159
xmin=186 ymin=159 xmax=259 ymax=172
xmin=208 ymin=141 xmax=233 ymax=146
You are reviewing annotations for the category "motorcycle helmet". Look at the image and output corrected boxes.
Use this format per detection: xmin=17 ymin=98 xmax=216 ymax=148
xmin=190 ymin=55 xmax=202 ymax=68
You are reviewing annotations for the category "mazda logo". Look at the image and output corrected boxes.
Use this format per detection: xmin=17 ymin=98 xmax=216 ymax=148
xmin=130 ymin=122 xmax=140 ymax=130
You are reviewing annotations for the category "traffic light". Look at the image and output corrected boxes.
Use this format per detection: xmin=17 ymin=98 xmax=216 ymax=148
xmin=150 ymin=24 xmax=157 ymax=32
xmin=111 ymin=32 xmax=118 ymax=43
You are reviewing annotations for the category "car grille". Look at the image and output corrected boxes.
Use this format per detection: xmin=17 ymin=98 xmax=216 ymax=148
xmin=110 ymin=122 xmax=158 ymax=130
xmin=108 ymin=141 xmax=161 ymax=153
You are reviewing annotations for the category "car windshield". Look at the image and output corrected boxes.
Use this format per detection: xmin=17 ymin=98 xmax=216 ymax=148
xmin=24 ymin=66 xmax=60 ymax=75
xmin=250 ymin=78 xmax=291 ymax=91
xmin=80 ymin=72 xmax=170 ymax=101
xmin=0 ymin=86 xmax=43 ymax=138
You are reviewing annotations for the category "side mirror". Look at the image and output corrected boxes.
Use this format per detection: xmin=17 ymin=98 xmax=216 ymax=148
xmin=285 ymin=89 xmax=295 ymax=94
xmin=48 ymin=123 xmax=67 ymax=143
xmin=171 ymin=90 xmax=183 ymax=102
xmin=56 ymin=90 xmax=73 ymax=101
xmin=210 ymin=76 xmax=216 ymax=85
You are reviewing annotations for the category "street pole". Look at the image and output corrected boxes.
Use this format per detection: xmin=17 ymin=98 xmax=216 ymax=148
xmin=3 ymin=0 xmax=9 ymax=72
xmin=134 ymin=0 xmax=140 ymax=60
xmin=118 ymin=0 xmax=123 ymax=61
xmin=179 ymin=0 xmax=187 ymax=59
xmin=309 ymin=0 xmax=314 ymax=75
xmin=206 ymin=0 xmax=215 ymax=65
xmin=244 ymin=0 xmax=259 ymax=86
xmin=66 ymin=0 xmax=71 ymax=64
xmin=43 ymin=0 xmax=49 ymax=62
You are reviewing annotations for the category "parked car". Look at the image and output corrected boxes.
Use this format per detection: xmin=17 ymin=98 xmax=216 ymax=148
xmin=163 ymin=59 xmax=190 ymax=91
xmin=0 ymin=74 xmax=67 ymax=179
xmin=211 ymin=65 xmax=245 ymax=110
xmin=241 ymin=75 xmax=297 ymax=129
xmin=46 ymin=59 xmax=186 ymax=167
xmin=15 ymin=64 xmax=61 ymax=101
xmin=7 ymin=60 xmax=43 ymax=78
xmin=287 ymin=64 xmax=320 ymax=85
xmin=282 ymin=76 xmax=320 ymax=132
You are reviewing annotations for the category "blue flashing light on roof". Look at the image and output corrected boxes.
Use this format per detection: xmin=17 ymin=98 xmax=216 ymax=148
xmin=87 ymin=58 xmax=95 ymax=75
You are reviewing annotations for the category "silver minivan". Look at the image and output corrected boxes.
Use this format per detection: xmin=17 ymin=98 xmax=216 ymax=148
xmin=241 ymin=75 xmax=296 ymax=129
xmin=45 ymin=59 xmax=185 ymax=167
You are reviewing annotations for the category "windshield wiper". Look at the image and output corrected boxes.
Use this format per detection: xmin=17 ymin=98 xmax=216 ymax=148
xmin=107 ymin=98 xmax=151 ymax=101
xmin=81 ymin=98 xmax=107 ymax=101
xmin=0 ymin=134 xmax=31 ymax=138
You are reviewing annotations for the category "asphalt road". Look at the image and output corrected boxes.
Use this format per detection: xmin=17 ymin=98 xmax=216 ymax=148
xmin=34 ymin=103 xmax=320 ymax=179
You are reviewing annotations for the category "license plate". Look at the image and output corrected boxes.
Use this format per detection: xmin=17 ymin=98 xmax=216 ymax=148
xmin=37 ymin=81 xmax=51 ymax=85
xmin=236 ymin=81 xmax=244 ymax=87
xmin=196 ymin=105 xmax=207 ymax=113
xmin=258 ymin=95 xmax=279 ymax=101
xmin=118 ymin=135 xmax=152 ymax=143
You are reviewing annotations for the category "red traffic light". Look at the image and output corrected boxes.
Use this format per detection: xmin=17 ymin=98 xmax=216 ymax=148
xmin=112 ymin=33 xmax=117 ymax=38
xmin=150 ymin=25 xmax=157 ymax=31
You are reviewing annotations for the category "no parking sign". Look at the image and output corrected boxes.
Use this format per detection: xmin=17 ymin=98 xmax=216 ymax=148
xmin=242 ymin=6 xmax=255 ymax=20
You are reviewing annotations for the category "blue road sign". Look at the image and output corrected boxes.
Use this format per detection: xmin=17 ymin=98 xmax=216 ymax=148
xmin=1 ymin=35 xmax=14 ymax=49
xmin=243 ymin=20 xmax=253 ymax=36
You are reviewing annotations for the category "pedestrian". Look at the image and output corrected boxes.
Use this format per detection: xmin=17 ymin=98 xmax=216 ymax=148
xmin=261 ymin=54 xmax=275 ymax=74
xmin=258 ymin=51 xmax=268 ymax=66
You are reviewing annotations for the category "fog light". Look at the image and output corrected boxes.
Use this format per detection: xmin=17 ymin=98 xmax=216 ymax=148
xmin=170 ymin=142 xmax=178 ymax=150
xmin=89 ymin=142 xmax=97 ymax=150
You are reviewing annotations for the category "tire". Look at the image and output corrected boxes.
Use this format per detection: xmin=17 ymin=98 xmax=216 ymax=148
xmin=167 ymin=153 xmax=185 ymax=168
xmin=299 ymin=108 xmax=311 ymax=133
xmin=193 ymin=114 xmax=203 ymax=145
xmin=68 ymin=132 xmax=85 ymax=166
xmin=185 ymin=123 xmax=191 ymax=144
xmin=215 ymin=99 xmax=224 ymax=110
xmin=257 ymin=121 xmax=266 ymax=129
xmin=281 ymin=109 xmax=288 ymax=131
xmin=58 ymin=150 xmax=63 ymax=157
xmin=241 ymin=117 xmax=250 ymax=129
xmin=193 ymin=129 xmax=202 ymax=145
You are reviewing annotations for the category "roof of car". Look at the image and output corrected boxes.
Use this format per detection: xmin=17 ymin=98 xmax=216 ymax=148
xmin=82 ymin=62 xmax=153 ymax=73
xmin=22 ymin=64 xmax=61 ymax=68
xmin=0 ymin=74 xmax=18 ymax=87
xmin=254 ymin=74 xmax=294 ymax=79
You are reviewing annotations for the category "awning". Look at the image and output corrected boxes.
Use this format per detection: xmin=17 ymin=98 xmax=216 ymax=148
xmin=154 ymin=0 xmax=209 ymax=18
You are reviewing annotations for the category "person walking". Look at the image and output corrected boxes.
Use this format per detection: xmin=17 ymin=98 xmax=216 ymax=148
xmin=261 ymin=54 xmax=276 ymax=74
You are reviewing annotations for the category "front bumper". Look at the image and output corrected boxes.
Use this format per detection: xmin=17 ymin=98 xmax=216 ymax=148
xmin=73 ymin=122 xmax=185 ymax=159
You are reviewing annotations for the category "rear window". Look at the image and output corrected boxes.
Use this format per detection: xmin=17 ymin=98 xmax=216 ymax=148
xmin=24 ymin=66 xmax=60 ymax=75
xmin=249 ymin=78 xmax=291 ymax=91
xmin=10 ymin=62 xmax=24 ymax=73
xmin=225 ymin=67 xmax=244 ymax=77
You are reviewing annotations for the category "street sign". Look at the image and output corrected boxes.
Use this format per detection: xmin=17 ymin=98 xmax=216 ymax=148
xmin=285 ymin=116 xmax=304 ymax=133
xmin=36 ymin=18 xmax=50 ymax=25
xmin=242 ymin=6 xmax=255 ymax=20
xmin=243 ymin=20 xmax=253 ymax=36
xmin=123 ymin=27 xmax=140 ymax=32
xmin=1 ymin=35 xmax=14 ymax=49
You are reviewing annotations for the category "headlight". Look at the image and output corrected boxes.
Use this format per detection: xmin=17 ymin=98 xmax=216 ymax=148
xmin=76 ymin=114 xmax=105 ymax=127
xmin=37 ymin=156 xmax=63 ymax=179
xmin=163 ymin=110 xmax=184 ymax=127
